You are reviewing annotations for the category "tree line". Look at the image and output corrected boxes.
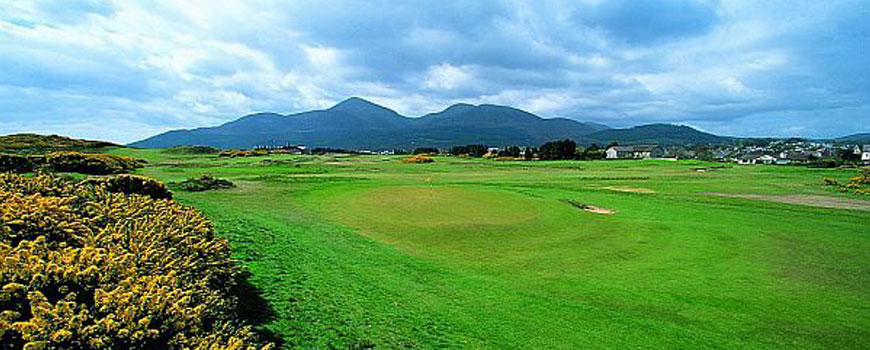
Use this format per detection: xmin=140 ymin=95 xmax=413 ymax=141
xmin=413 ymin=139 xmax=608 ymax=160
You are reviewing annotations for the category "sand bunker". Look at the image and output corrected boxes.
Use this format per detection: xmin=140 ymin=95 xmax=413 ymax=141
xmin=706 ymin=193 xmax=870 ymax=211
xmin=603 ymin=186 xmax=655 ymax=194
xmin=568 ymin=200 xmax=615 ymax=215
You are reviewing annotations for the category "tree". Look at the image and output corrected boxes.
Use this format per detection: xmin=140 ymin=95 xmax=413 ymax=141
xmin=578 ymin=144 xmax=605 ymax=160
xmin=836 ymin=148 xmax=861 ymax=163
xmin=538 ymin=139 xmax=577 ymax=160
xmin=694 ymin=145 xmax=714 ymax=161
xmin=498 ymin=146 xmax=521 ymax=158
xmin=467 ymin=144 xmax=488 ymax=157
xmin=450 ymin=144 xmax=487 ymax=157
xmin=524 ymin=147 xmax=536 ymax=160
xmin=414 ymin=147 xmax=439 ymax=155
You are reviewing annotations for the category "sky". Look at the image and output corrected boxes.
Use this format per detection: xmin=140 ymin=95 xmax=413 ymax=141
xmin=0 ymin=0 xmax=868 ymax=143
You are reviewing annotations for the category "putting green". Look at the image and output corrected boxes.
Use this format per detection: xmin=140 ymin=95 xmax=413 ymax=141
xmin=313 ymin=184 xmax=628 ymax=269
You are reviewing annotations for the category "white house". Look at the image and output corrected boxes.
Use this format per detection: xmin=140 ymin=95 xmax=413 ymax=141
xmin=862 ymin=146 xmax=870 ymax=163
xmin=605 ymin=146 xmax=665 ymax=159
xmin=759 ymin=155 xmax=777 ymax=164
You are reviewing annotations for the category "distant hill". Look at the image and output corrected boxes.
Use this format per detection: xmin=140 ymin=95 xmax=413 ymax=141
xmin=834 ymin=133 xmax=870 ymax=143
xmin=0 ymin=133 xmax=120 ymax=153
xmin=131 ymin=98 xmax=734 ymax=149
xmin=587 ymin=124 xmax=732 ymax=145
xmin=131 ymin=98 xmax=609 ymax=149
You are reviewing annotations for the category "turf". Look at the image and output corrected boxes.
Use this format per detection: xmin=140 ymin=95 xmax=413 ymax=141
xmin=110 ymin=148 xmax=870 ymax=349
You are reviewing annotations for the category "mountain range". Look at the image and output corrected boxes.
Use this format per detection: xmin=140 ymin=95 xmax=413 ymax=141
xmin=131 ymin=97 xmax=731 ymax=149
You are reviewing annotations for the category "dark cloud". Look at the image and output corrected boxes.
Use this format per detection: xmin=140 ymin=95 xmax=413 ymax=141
xmin=574 ymin=0 xmax=721 ymax=45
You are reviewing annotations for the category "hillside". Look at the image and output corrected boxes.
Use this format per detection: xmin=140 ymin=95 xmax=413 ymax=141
xmin=0 ymin=133 xmax=120 ymax=153
xmin=588 ymin=124 xmax=732 ymax=145
xmin=834 ymin=133 xmax=870 ymax=143
xmin=131 ymin=98 xmax=734 ymax=149
xmin=130 ymin=98 xmax=608 ymax=149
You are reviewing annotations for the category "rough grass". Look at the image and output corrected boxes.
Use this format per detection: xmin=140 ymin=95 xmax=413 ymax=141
xmin=109 ymin=149 xmax=870 ymax=349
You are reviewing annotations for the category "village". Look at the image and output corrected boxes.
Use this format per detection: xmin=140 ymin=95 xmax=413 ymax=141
xmin=250 ymin=139 xmax=870 ymax=166
xmin=605 ymin=140 xmax=870 ymax=165
xmin=614 ymin=141 xmax=870 ymax=165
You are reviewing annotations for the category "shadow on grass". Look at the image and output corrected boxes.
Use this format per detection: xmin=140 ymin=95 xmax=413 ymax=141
xmin=231 ymin=270 xmax=285 ymax=348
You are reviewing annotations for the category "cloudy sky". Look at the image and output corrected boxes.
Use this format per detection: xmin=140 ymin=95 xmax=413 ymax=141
xmin=1 ymin=0 xmax=868 ymax=143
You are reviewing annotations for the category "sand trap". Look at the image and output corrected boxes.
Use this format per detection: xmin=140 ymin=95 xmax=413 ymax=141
xmin=705 ymin=193 xmax=870 ymax=211
xmin=603 ymin=186 xmax=655 ymax=194
xmin=568 ymin=200 xmax=615 ymax=215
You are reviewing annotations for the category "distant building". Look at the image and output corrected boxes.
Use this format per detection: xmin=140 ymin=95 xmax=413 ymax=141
xmin=605 ymin=145 xmax=665 ymax=159
xmin=862 ymin=146 xmax=870 ymax=163
xmin=758 ymin=155 xmax=776 ymax=164
xmin=737 ymin=154 xmax=758 ymax=165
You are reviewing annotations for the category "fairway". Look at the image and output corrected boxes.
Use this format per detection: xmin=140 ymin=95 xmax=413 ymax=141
xmin=112 ymin=148 xmax=870 ymax=349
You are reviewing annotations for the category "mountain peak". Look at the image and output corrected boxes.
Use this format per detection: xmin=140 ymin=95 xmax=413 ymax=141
xmin=330 ymin=97 xmax=384 ymax=111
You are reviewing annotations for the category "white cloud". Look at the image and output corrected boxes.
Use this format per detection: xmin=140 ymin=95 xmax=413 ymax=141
xmin=423 ymin=64 xmax=474 ymax=90
xmin=0 ymin=0 xmax=866 ymax=142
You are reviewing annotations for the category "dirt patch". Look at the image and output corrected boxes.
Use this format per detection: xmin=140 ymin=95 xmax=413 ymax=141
xmin=603 ymin=186 xmax=655 ymax=194
xmin=568 ymin=200 xmax=615 ymax=215
xmin=705 ymin=193 xmax=870 ymax=211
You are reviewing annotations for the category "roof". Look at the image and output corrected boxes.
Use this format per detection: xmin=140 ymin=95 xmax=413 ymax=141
xmin=608 ymin=145 xmax=660 ymax=152
xmin=788 ymin=152 xmax=812 ymax=160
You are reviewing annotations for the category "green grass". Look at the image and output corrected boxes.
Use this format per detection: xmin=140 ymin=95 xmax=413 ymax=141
xmin=111 ymin=149 xmax=870 ymax=349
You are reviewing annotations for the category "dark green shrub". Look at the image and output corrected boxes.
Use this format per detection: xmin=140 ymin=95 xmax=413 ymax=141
xmin=0 ymin=154 xmax=34 ymax=173
xmin=164 ymin=145 xmax=222 ymax=155
xmin=176 ymin=175 xmax=235 ymax=192
xmin=81 ymin=174 xmax=173 ymax=200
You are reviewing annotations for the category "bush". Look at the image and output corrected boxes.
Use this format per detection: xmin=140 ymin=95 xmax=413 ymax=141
xmin=401 ymin=156 xmax=435 ymax=164
xmin=41 ymin=151 xmax=145 ymax=175
xmin=218 ymin=149 xmax=269 ymax=158
xmin=0 ymin=154 xmax=34 ymax=173
xmin=81 ymin=174 xmax=173 ymax=200
xmin=822 ymin=168 xmax=870 ymax=195
xmin=0 ymin=174 xmax=272 ymax=350
xmin=176 ymin=175 xmax=235 ymax=192
xmin=0 ymin=134 xmax=118 ymax=154
xmin=163 ymin=145 xmax=221 ymax=155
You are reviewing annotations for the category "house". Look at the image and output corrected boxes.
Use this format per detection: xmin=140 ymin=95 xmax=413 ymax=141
xmin=737 ymin=155 xmax=757 ymax=165
xmin=605 ymin=145 xmax=665 ymax=159
xmin=788 ymin=152 xmax=813 ymax=164
xmin=863 ymin=146 xmax=870 ymax=163
xmin=758 ymin=155 xmax=776 ymax=164
xmin=272 ymin=145 xmax=306 ymax=154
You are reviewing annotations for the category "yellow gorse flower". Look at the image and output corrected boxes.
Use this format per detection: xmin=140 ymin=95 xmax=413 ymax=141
xmin=0 ymin=173 xmax=271 ymax=350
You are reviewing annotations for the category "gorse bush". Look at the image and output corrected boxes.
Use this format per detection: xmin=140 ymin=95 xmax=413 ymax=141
xmin=176 ymin=175 xmax=235 ymax=192
xmin=401 ymin=156 xmax=434 ymax=164
xmin=822 ymin=167 xmax=870 ymax=195
xmin=0 ymin=174 xmax=272 ymax=350
xmin=0 ymin=134 xmax=118 ymax=154
xmin=163 ymin=146 xmax=222 ymax=155
xmin=81 ymin=175 xmax=173 ymax=200
xmin=218 ymin=150 xmax=269 ymax=158
xmin=41 ymin=152 xmax=145 ymax=175
xmin=0 ymin=152 xmax=145 ymax=175
xmin=0 ymin=154 xmax=34 ymax=173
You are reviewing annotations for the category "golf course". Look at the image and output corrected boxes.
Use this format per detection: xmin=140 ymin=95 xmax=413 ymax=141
xmin=107 ymin=148 xmax=869 ymax=349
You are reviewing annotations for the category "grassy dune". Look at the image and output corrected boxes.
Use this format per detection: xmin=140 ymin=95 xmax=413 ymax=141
xmin=110 ymin=148 xmax=870 ymax=349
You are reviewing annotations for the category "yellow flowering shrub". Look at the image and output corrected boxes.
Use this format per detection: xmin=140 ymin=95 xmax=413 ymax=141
xmin=400 ymin=156 xmax=434 ymax=163
xmin=0 ymin=174 xmax=272 ymax=350
xmin=39 ymin=152 xmax=145 ymax=175
xmin=218 ymin=150 xmax=269 ymax=158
